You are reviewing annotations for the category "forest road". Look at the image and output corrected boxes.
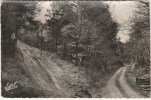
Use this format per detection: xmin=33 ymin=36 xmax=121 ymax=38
xmin=17 ymin=40 xmax=69 ymax=97
xmin=102 ymin=66 xmax=144 ymax=98
xmin=17 ymin=40 xmax=144 ymax=98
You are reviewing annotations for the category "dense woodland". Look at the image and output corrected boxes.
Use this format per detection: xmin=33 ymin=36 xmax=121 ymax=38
xmin=123 ymin=1 xmax=150 ymax=70
xmin=1 ymin=0 xmax=150 ymax=79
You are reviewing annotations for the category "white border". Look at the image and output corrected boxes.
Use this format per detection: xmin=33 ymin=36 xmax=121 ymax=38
xmin=0 ymin=0 xmax=150 ymax=100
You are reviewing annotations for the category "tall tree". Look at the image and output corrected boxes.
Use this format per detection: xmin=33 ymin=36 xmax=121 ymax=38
xmin=1 ymin=1 xmax=39 ymax=56
xmin=61 ymin=1 xmax=119 ymax=68
xmin=47 ymin=16 xmax=62 ymax=52
xmin=128 ymin=1 xmax=149 ymax=68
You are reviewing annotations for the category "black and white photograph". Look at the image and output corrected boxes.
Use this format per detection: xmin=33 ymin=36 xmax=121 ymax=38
xmin=1 ymin=0 xmax=150 ymax=98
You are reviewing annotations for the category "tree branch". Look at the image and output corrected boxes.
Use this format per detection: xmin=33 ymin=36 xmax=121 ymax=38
xmin=139 ymin=1 xmax=149 ymax=7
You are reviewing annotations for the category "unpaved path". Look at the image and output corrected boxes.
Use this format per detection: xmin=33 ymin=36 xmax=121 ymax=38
xmin=102 ymin=67 xmax=144 ymax=98
xmin=102 ymin=67 xmax=124 ymax=98
xmin=119 ymin=67 xmax=143 ymax=98
xmin=17 ymin=41 xmax=69 ymax=97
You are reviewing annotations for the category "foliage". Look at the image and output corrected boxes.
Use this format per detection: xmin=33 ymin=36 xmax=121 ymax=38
xmin=124 ymin=1 xmax=149 ymax=69
xmin=57 ymin=1 xmax=119 ymax=68
xmin=1 ymin=1 xmax=39 ymax=56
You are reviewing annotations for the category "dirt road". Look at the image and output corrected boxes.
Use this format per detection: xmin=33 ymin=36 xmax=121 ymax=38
xmin=17 ymin=41 xmax=69 ymax=97
xmin=102 ymin=67 xmax=144 ymax=98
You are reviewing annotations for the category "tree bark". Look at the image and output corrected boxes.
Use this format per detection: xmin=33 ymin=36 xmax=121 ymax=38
xmin=63 ymin=41 xmax=67 ymax=59
xmin=55 ymin=36 xmax=58 ymax=52
xmin=75 ymin=40 xmax=78 ymax=66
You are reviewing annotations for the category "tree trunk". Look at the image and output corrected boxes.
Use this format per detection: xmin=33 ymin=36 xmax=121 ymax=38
xmin=75 ymin=40 xmax=78 ymax=66
xmin=63 ymin=41 xmax=67 ymax=59
xmin=55 ymin=36 xmax=58 ymax=52
xmin=40 ymin=29 xmax=43 ymax=55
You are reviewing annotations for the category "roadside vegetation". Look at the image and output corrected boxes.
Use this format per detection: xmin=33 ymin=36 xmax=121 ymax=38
xmin=1 ymin=50 xmax=46 ymax=97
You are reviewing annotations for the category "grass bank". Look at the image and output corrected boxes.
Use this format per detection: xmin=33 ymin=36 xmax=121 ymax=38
xmin=125 ymin=67 xmax=150 ymax=98
xmin=1 ymin=49 xmax=46 ymax=97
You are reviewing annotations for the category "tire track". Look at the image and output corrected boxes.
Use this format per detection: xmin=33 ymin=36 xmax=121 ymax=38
xmin=102 ymin=67 xmax=124 ymax=98
xmin=119 ymin=67 xmax=144 ymax=98
xmin=103 ymin=67 xmax=144 ymax=98
xmin=18 ymin=41 xmax=68 ymax=97
xmin=115 ymin=68 xmax=129 ymax=98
